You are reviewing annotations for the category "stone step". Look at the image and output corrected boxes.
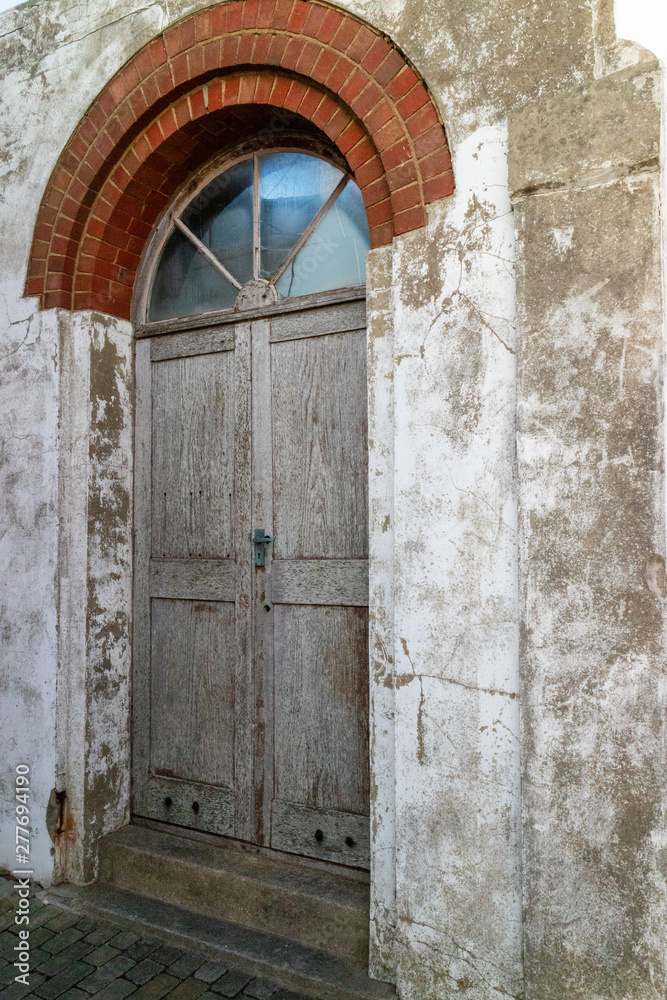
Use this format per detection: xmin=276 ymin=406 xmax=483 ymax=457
xmin=48 ymin=881 xmax=395 ymax=1000
xmin=97 ymin=825 xmax=370 ymax=965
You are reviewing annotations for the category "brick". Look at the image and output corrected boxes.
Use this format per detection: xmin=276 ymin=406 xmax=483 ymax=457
xmin=301 ymin=3 xmax=327 ymax=38
xmin=124 ymin=961 xmax=164 ymax=987
xmin=35 ymin=962 xmax=94 ymax=999
xmin=324 ymin=107 xmax=351 ymax=141
xmin=236 ymin=33 xmax=256 ymax=63
xmin=148 ymin=950 xmax=183 ymax=969
xmin=310 ymin=47 xmax=336 ymax=85
xmin=386 ymin=159 xmax=418 ymax=191
xmin=324 ymin=56 xmax=353 ymax=95
xmin=75 ymin=921 xmax=97 ymax=935
xmin=85 ymin=947 xmax=121 ymax=969
xmin=413 ymin=123 xmax=446 ymax=159
xmin=393 ymin=204 xmax=425 ymax=233
xmin=123 ymin=943 xmax=160 ymax=965
xmin=366 ymin=198 xmax=393 ymax=228
xmin=287 ymin=0 xmax=309 ymax=33
xmin=294 ymin=39 xmax=320 ymax=76
xmin=256 ymin=0 xmax=277 ymax=29
xmin=330 ymin=17 xmax=360 ymax=54
xmin=0 ymin=965 xmax=18 ymax=986
xmin=162 ymin=979 xmax=208 ymax=1000
xmin=192 ymin=964 xmax=227 ymax=985
xmin=77 ymin=955 xmax=135 ymax=994
xmin=106 ymin=936 xmax=140 ymax=956
xmin=270 ymin=0 xmax=293 ymax=30
xmin=346 ymin=138 xmax=377 ymax=172
xmin=386 ymin=65 xmax=420 ymax=103
xmin=361 ymin=36 xmax=390 ymax=74
xmin=186 ymin=44 xmax=205 ymax=78
xmin=164 ymin=19 xmax=196 ymax=58
xmin=346 ymin=25 xmax=377 ymax=65
xmin=405 ymin=102 xmax=439 ymax=139
xmin=38 ymin=942 xmax=94 ymax=975
xmin=129 ymin=975 xmax=180 ymax=1000
xmin=373 ymin=49 xmax=405 ymax=87
xmin=56 ymin=991 xmax=88 ymax=1000
xmin=380 ymin=139 xmax=411 ymax=171
xmin=390 ymin=182 xmax=421 ymax=213
xmin=27 ymin=929 xmax=55 ymax=950
xmin=88 ymin=981 xmax=136 ymax=1000
xmin=250 ymin=34 xmax=272 ymax=66
xmin=350 ymin=81 xmax=383 ymax=121
xmin=166 ymin=957 xmax=202 ymax=981
xmin=371 ymin=118 xmax=404 ymax=154
xmin=210 ymin=973 xmax=252 ymax=999
xmin=419 ymin=146 xmax=452 ymax=180
xmin=220 ymin=37 xmax=240 ymax=69
xmin=339 ymin=67 xmax=368 ymax=107
xmin=297 ymin=87 xmax=323 ymax=120
xmin=193 ymin=8 xmax=211 ymax=42
xmin=361 ymin=176 xmax=391 ymax=208
xmin=266 ymin=34 xmax=290 ymax=66
xmin=363 ymin=101 xmax=394 ymax=137
xmin=423 ymin=172 xmax=455 ymax=202
xmin=317 ymin=8 xmax=345 ymax=44
xmin=396 ymin=85 xmax=430 ymax=120
xmin=0 ymin=974 xmax=46 ymax=1000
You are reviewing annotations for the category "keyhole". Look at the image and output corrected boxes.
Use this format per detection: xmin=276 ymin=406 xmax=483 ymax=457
xmin=192 ymin=801 xmax=200 ymax=814
xmin=315 ymin=829 xmax=324 ymax=842
xmin=345 ymin=836 xmax=355 ymax=848
xmin=164 ymin=797 xmax=172 ymax=808
xmin=264 ymin=604 xmax=271 ymax=613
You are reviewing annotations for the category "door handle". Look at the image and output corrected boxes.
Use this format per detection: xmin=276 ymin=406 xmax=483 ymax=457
xmin=251 ymin=528 xmax=275 ymax=567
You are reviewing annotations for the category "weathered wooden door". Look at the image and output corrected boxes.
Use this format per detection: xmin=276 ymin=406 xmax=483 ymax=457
xmin=133 ymin=295 xmax=370 ymax=868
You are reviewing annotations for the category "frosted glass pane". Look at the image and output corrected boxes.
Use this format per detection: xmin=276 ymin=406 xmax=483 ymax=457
xmin=149 ymin=227 xmax=237 ymax=322
xmin=260 ymin=153 xmax=343 ymax=278
xmin=181 ymin=159 xmax=254 ymax=286
xmin=276 ymin=181 xmax=370 ymax=299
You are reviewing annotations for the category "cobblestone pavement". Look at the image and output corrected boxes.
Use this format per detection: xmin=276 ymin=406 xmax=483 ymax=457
xmin=0 ymin=877 xmax=314 ymax=1000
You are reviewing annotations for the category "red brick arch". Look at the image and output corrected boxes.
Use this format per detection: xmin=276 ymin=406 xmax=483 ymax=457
xmin=26 ymin=0 xmax=454 ymax=320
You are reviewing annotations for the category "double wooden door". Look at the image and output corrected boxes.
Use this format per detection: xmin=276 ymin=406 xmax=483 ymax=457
xmin=132 ymin=296 xmax=370 ymax=868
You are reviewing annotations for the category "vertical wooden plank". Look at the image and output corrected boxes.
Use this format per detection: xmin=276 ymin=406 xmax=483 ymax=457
xmin=132 ymin=339 xmax=152 ymax=812
xmin=251 ymin=318 xmax=275 ymax=845
xmin=232 ymin=322 xmax=254 ymax=842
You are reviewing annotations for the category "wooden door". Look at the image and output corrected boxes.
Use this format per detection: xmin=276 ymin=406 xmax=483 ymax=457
xmin=133 ymin=296 xmax=369 ymax=867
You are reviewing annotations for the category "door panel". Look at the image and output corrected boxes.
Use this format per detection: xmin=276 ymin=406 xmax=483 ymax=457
xmin=152 ymin=352 xmax=234 ymax=560
xmin=271 ymin=330 xmax=368 ymax=559
xmin=150 ymin=598 xmax=236 ymax=788
xmin=273 ymin=604 xmax=370 ymax=813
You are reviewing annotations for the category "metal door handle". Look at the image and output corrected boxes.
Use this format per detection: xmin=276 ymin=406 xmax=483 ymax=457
xmin=251 ymin=528 xmax=275 ymax=567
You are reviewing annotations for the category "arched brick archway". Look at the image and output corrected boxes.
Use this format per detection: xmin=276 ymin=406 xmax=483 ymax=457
xmin=26 ymin=0 xmax=453 ymax=320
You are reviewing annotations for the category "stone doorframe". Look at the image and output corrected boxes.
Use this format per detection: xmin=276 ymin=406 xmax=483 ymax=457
xmin=31 ymin=1 xmax=455 ymax=987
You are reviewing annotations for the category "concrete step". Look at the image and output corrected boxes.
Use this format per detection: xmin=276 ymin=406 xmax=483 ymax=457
xmin=97 ymin=825 xmax=370 ymax=964
xmin=48 ymin=881 xmax=395 ymax=1000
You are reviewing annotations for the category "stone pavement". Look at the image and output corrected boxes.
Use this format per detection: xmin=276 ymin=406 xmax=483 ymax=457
xmin=0 ymin=877 xmax=316 ymax=1000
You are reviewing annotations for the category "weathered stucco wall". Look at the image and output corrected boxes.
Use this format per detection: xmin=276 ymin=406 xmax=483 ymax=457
xmin=0 ymin=0 xmax=665 ymax=998
xmin=510 ymin=59 xmax=665 ymax=999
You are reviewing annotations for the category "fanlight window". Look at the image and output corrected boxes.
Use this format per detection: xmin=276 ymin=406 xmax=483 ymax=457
xmin=148 ymin=151 xmax=371 ymax=323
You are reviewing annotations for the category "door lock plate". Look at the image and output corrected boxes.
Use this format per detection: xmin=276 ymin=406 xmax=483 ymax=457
xmin=251 ymin=528 xmax=275 ymax=567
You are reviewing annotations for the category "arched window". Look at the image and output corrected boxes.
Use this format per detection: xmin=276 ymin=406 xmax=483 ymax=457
xmin=147 ymin=150 xmax=371 ymax=323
